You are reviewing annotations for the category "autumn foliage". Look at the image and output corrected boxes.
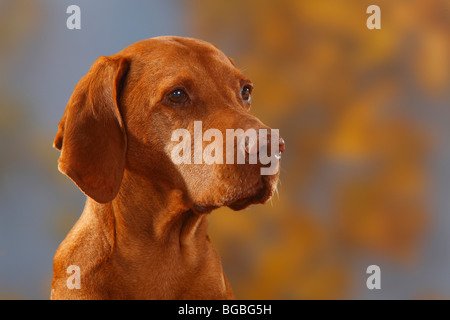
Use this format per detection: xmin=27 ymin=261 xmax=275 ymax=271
xmin=191 ymin=0 xmax=450 ymax=299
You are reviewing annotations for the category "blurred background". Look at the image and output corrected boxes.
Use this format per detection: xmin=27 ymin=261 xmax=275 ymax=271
xmin=1 ymin=0 xmax=449 ymax=299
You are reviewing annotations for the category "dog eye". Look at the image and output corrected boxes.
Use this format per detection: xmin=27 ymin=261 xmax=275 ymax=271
xmin=241 ymin=86 xmax=252 ymax=102
xmin=168 ymin=89 xmax=188 ymax=104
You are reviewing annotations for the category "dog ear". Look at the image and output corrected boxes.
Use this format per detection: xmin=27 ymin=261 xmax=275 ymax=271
xmin=54 ymin=56 xmax=129 ymax=203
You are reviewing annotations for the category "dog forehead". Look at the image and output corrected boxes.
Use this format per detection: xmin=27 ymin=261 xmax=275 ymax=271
xmin=121 ymin=37 xmax=236 ymax=73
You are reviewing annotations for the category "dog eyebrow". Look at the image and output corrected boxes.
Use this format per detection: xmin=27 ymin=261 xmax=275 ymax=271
xmin=243 ymin=80 xmax=254 ymax=88
xmin=158 ymin=77 xmax=196 ymax=94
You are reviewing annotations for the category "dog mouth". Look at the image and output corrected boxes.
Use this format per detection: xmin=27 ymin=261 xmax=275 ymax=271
xmin=226 ymin=174 xmax=276 ymax=211
xmin=226 ymin=182 xmax=266 ymax=211
xmin=192 ymin=175 xmax=276 ymax=214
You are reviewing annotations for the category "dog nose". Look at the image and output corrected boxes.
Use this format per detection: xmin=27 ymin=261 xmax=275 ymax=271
xmin=279 ymin=137 xmax=285 ymax=153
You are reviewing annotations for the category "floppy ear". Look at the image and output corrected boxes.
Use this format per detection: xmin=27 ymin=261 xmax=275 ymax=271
xmin=54 ymin=56 xmax=129 ymax=203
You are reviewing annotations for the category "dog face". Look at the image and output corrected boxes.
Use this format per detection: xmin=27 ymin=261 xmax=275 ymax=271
xmin=54 ymin=36 xmax=284 ymax=211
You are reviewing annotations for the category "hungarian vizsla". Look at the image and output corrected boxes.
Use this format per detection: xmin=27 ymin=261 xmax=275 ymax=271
xmin=51 ymin=36 xmax=285 ymax=299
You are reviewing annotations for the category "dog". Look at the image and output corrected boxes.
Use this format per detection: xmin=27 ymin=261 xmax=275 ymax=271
xmin=51 ymin=36 xmax=285 ymax=299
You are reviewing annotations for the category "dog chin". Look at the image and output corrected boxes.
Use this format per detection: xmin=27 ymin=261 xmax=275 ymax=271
xmin=192 ymin=174 xmax=279 ymax=213
xmin=227 ymin=175 xmax=277 ymax=211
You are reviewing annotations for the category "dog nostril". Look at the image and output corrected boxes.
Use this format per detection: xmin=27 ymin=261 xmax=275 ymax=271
xmin=279 ymin=137 xmax=285 ymax=153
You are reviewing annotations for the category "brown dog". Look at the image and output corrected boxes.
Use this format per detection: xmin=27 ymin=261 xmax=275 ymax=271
xmin=51 ymin=36 xmax=284 ymax=299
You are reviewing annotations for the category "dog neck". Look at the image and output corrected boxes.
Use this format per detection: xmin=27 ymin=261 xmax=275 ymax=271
xmin=105 ymin=169 xmax=207 ymax=248
xmin=87 ymin=169 xmax=216 ymax=269
xmin=80 ymin=169 xmax=234 ymax=299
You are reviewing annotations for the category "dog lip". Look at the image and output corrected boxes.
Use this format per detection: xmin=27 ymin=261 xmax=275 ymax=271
xmin=194 ymin=172 xmax=278 ymax=213
xmin=193 ymin=203 xmax=218 ymax=214
xmin=193 ymin=182 xmax=264 ymax=213
xmin=226 ymin=177 xmax=270 ymax=211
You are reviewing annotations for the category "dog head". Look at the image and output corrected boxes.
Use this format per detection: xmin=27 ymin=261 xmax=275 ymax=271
xmin=54 ymin=36 xmax=285 ymax=212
